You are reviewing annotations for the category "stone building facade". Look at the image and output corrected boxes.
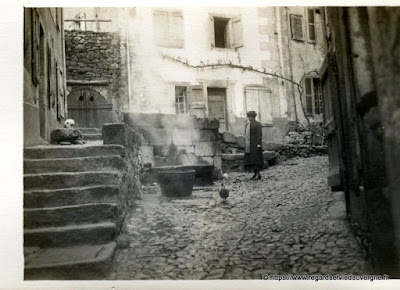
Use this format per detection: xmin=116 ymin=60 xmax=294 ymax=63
xmin=322 ymin=7 xmax=400 ymax=276
xmin=64 ymin=7 xmax=326 ymax=143
xmin=277 ymin=7 xmax=327 ymax=126
xmin=24 ymin=8 xmax=67 ymax=147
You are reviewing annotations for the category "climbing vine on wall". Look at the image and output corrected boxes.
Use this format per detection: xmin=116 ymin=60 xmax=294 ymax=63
xmin=162 ymin=54 xmax=312 ymax=126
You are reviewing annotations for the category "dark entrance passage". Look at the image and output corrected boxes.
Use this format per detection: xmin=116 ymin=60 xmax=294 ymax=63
xmin=67 ymin=89 xmax=112 ymax=128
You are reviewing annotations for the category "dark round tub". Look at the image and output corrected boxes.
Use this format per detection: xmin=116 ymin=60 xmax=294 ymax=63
xmin=156 ymin=169 xmax=196 ymax=197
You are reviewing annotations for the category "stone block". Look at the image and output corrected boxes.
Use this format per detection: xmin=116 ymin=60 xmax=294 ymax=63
xmin=103 ymin=123 xmax=130 ymax=147
xmin=222 ymin=131 xmax=238 ymax=144
xmin=199 ymin=157 xmax=214 ymax=165
xmin=213 ymin=156 xmax=222 ymax=169
xmin=285 ymin=136 xmax=300 ymax=145
xmin=50 ymin=128 xmax=83 ymax=144
xmin=194 ymin=141 xmax=221 ymax=157
xmin=262 ymin=141 xmax=287 ymax=151
xmin=263 ymin=150 xmax=279 ymax=161
xmin=220 ymin=153 xmax=244 ymax=161
xmin=237 ymin=135 xmax=245 ymax=148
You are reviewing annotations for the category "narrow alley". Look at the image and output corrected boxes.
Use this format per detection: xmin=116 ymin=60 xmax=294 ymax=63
xmin=111 ymin=156 xmax=368 ymax=280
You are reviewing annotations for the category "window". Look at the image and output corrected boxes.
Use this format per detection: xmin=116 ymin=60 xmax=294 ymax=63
xmin=290 ymin=14 xmax=304 ymax=41
xmin=175 ymin=86 xmax=188 ymax=114
xmin=304 ymin=78 xmax=323 ymax=116
xmin=306 ymin=8 xmax=316 ymax=43
xmin=214 ymin=17 xmax=229 ymax=48
xmin=154 ymin=10 xmax=184 ymax=48
xmin=209 ymin=14 xmax=243 ymax=49
xmin=245 ymin=87 xmax=273 ymax=125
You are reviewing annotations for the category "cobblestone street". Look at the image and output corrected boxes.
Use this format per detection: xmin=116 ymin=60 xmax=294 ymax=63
xmin=110 ymin=156 xmax=369 ymax=280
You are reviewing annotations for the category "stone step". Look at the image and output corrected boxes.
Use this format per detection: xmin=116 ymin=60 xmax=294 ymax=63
xmin=24 ymin=144 xmax=125 ymax=159
xmin=24 ymin=203 xmax=118 ymax=229
xmin=24 ymin=171 xmax=120 ymax=191
xmin=24 ymin=155 xmax=124 ymax=174
xmin=24 ymin=242 xmax=116 ymax=280
xmin=24 ymin=222 xmax=117 ymax=248
xmin=24 ymin=185 xmax=119 ymax=208
xmin=78 ymin=128 xmax=101 ymax=134
xmin=83 ymin=133 xmax=103 ymax=141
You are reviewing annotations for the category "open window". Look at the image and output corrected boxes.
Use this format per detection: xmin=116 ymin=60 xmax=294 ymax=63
xmin=154 ymin=9 xmax=184 ymax=48
xmin=209 ymin=14 xmax=243 ymax=49
xmin=175 ymin=86 xmax=188 ymax=114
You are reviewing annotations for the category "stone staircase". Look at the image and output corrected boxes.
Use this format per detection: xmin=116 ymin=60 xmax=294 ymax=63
xmin=80 ymin=127 xmax=103 ymax=141
xmin=23 ymin=132 xmax=126 ymax=280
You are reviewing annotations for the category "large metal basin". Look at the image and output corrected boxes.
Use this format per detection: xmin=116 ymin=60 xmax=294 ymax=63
xmin=156 ymin=169 xmax=196 ymax=197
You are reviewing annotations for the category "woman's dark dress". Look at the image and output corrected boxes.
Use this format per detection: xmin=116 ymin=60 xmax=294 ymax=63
xmin=244 ymin=120 xmax=264 ymax=171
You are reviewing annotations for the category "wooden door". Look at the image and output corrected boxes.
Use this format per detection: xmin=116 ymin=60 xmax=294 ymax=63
xmin=207 ymin=88 xmax=227 ymax=130
xmin=320 ymin=56 xmax=344 ymax=190
xmin=67 ymin=89 xmax=112 ymax=128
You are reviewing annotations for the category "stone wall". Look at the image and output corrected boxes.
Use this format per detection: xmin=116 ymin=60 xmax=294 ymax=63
xmin=102 ymin=123 xmax=143 ymax=228
xmin=220 ymin=130 xmax=327 ymax=172
xmin=65 ymin=30 xmax=129 ymax=122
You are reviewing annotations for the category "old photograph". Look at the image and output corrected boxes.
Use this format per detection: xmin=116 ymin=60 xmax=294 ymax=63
xmin=22 ymin=5 xmax=400 ymax=282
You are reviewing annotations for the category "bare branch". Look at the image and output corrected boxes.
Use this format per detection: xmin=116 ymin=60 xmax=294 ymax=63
xmin=163 ymin=54 xmax=303 ymax=90
xmin=163 ymin=54 xmax=315 ymax=127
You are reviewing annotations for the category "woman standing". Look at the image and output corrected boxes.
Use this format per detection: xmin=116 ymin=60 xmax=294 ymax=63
xmin=244 ymin=111 xmax=264 ymax=180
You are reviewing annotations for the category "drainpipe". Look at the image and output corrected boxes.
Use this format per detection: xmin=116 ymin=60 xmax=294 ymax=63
xmin=124 ymin=8 xmax=133 ymax=112
xmin=285 ymin=7 xmax=298 ymax=122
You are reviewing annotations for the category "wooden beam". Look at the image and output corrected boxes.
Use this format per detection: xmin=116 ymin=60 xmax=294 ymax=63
xmin=64 ymin=19 xmax=112 ymax=22
xmin=67 ymin=79 xmax=110 ymax=86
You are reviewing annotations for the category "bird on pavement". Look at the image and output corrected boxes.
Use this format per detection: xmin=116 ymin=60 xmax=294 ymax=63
xmin=218 ymin=183 xmax=230 ymax=202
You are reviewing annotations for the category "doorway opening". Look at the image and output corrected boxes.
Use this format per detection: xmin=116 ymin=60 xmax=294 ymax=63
xmin=207 ymin=87 xmax=227 ymax=131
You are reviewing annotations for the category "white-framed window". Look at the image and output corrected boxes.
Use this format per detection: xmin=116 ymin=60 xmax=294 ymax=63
xmin=209 ymin=14 xmax=243 ymax=49
xmin=175 ymin=86 xmax=188 ymax=114
xmin=244 ymin=87 xmax=273 ymax=125
xmin=290 ymin=14 xmax=304 ymax=41
xmin=306 ymin=8 xmax=316 ymax=43
xmin=154 ymin=9 xmax=184 ymax=48
xmin=304 ymin=77 xmax=323 ymax=116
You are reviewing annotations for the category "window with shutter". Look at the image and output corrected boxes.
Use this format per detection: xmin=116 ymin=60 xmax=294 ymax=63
xmin=307 ymin=9 xmax=316 ymax=43
xmin=232 ymin=15 xmax=243 ymax=48
xmin=209 ymin=14 xmax=243 ymax=49
xmin=290 ymin=14 xmax=304 ymax=41
xmin=213 ymin=17 xmax=229 ymax=48
xmin=154 ymin=10 xmax=184 ymax=48
xmin=175 ymin=86 xmax=188 ymax=114
xmin=304 ymin=77 xmax=323 ymax=116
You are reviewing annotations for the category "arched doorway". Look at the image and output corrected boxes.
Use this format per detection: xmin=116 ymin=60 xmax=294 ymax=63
xmin=67 ymin=89 xmax=112 ymax=128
